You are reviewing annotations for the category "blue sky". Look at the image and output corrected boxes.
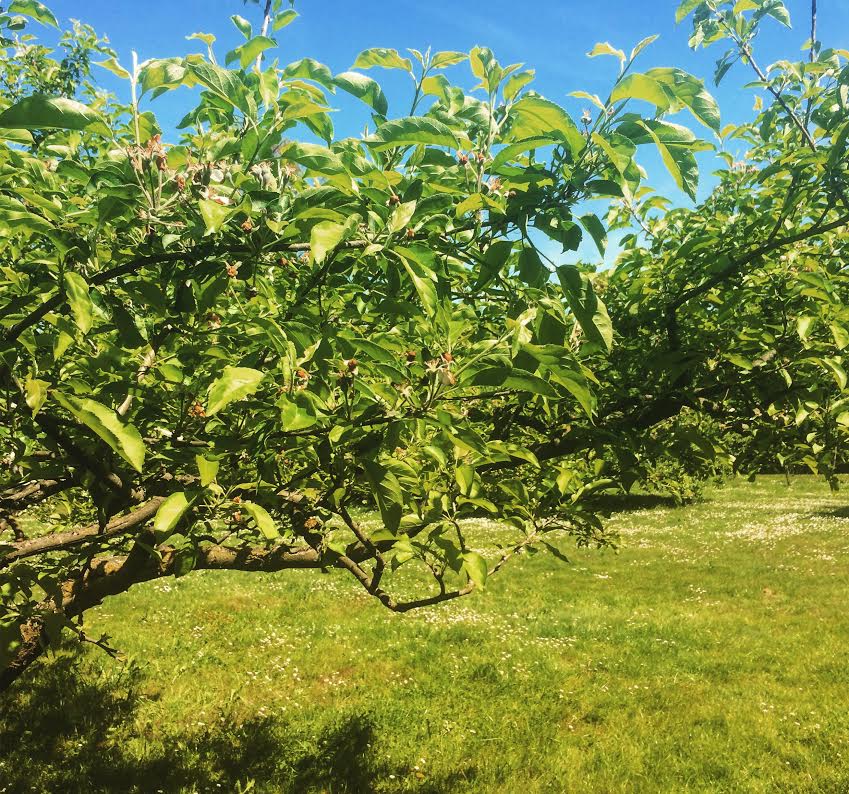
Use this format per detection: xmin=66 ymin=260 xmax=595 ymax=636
xmin=41 ymin=0 xmax=849 ymax=261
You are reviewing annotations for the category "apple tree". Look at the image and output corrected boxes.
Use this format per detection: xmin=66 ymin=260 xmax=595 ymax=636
xmin=1 ymin=0 xmax=847 ymax=692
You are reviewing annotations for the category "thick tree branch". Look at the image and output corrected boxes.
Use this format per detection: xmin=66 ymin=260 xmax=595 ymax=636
xmin=0 ymin=497 xmax=166 ymax=568
xmin=0 ymin=536 xmax=324 ymax=692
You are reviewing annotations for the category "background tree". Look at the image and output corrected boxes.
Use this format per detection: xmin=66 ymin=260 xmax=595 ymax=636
xmin=0 ymin=0 xmax=847 ymax=693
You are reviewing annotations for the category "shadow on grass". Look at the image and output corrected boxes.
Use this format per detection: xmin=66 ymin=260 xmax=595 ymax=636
xmin=0 ymin=653 xmax=475 ymax=793
xmin=813 ymin=504 xmax=849 ymax=519
xmin=586 ymin=493 xmax=685 ymax=513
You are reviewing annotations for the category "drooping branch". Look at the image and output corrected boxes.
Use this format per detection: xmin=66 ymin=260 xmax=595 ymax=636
xmin=0 ymin=521 xmax=485 ymax=693
xmin=0 ymin=535 xmax=325 ymax=693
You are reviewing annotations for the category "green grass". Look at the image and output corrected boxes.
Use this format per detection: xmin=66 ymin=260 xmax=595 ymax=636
xmin=3 ymin=476 xmax=849 ymax=793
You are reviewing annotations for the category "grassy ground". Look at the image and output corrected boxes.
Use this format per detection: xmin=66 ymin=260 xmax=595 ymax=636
xmin=2 ymin=475 xmax=849 ymax=793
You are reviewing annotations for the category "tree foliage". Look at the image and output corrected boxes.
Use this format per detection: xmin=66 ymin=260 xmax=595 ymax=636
xmin=0 ymin=0 xmax=847 ymax=691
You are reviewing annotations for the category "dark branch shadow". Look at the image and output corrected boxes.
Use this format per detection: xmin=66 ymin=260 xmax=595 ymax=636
xmin=812 ymin=505 xmax=849 ymax=519
xmin=586 ymin=493 xmax=685 ymax=513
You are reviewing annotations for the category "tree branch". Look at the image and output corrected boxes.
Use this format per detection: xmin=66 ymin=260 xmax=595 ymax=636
xmin=0 ymin=497 xmax=165 ymax=568
xmin=0 ymin=478 xmax=74 ymax=512
xmin=666 ymin=210 xmax=849 ymax=315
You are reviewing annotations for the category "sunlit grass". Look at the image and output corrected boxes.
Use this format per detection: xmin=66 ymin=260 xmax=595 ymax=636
xmin=2 ymin=475 xmax=849 ymax=792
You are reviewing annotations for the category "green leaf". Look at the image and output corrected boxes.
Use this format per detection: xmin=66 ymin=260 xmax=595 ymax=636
xmin=54 ymin=394 xmax=146 ymax=472
xmin=432 ymin=51 xmax=468 ymax=69
xmin=396 ymin=247 xmax=438 ymax=315
xmin=95 ymin=57 xmax=131 ymax=80
xmin=476 ymin=368 xmax=557 ymax=396
xmin=610 ymin=73 xmax=674 ymax=111
xmin=578 ymin=213 xmax=607 ymax=256
xmin=455 ymin=192 xmax=498 ymax=217
xmin=333 ymin=71 xmax=388 ymax=116
xmin=311 ymin=217 xmax=356 ymax=264
xmin=546 ymin=366 xmax=596 ymax=417
xmin=762 ymin=1 xmax=791 ymax=28
xmin=352 ymin=48 xmax=413 ymax=72
xmin=277 ymin=141 xmax=345 ymax=175
xmin=230 ymin=14 xmax=252 ymax=38
xmin=363 ymin=461 xmax=404 ymax=533
xmin=196 ymin=456 xmax=219 ymax=486
xmin=0 ymin=95 xmax=101 ymax=130
xmin=462 ymin=551 xmax=488 ymax=589
xmin=822 ymin=358 xmax=848 ymax=390
xmin=518 ymin=247 xmax=547 ymax=287
xmin=675 ymin=0 xmax=705 ymax=23
xmin=187 ymin=31 xmax=216 ymax=46
xmin=455 ymin=464 xmax=475 ymax=496
xmin=588 ymin=42 xmax=626 ymax=66
xmin=64 ymin=272 xmax=93 ymax=335
xmin=401 ymin=262 xmax=438 ymax=316
xmin=367 ymin=116 xmax=459 ymax=151
xmin=646 ymin=68 xmax=721 ymax=131
xmin=725 ymin=353 xmax=753 ymax=370
xmin=154 ymin=492 xmax=191 ymax=535
xmin=206 ymin=367 xmax=264 ymax=416
xmin=280 ymin=396 xmax=317 ymax=430
xmin=388 ymin=200 xmax=416 ymax=234
xmin=631 ymin=35 xmax=660 ymax=61
xmin=830 ymin=324 xmax=849 ymax=351
xmin=273 ymin=9 xmax=299 ymax=30
xmin=198 ymin=199 xmax=233 ymax=235
xmin=0 ymin=128 xmax=33 ymax=144
xmin=281 ymin=57 xmax=335 ymax=87
xmin=591 ymin=132 xmax=636 ymax=178
xmin=187 ymin=61 xmax=250 ymax=114
xmin=243 ymin=501 xmax=280 ymax=539
xmin=0 ymin=618 xmax=23 ymax=672
xmin=557 ymin=266 xmax=614 ymax=351
xmin=8 ymin=0 xmax=58 ymax=27
xmin=469 ymin=46 xmax=501 ymax=93
xmin=508 ymin=96 xmax=584 ymax=157
xmin=570 ymin=90 xmax=606 ymax=111
xmin=491 ymin=136 xmax=556 ymax=169
xmin=24 ymin=377 xmax=49 ymax=416
xmin=637 ymin=119 xmax=700 ymax=200
xmin=797 ymin=315 xmax=815 ymax=341
xmin=503 ymin=69 xmax=535 ymax=100
xmin=139 ymin=58 xmax=186 ymax=95
xmin=226 ymin=36 xmax=276 ymax=70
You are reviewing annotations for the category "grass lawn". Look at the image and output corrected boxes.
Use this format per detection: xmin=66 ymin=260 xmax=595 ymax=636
xmin=2 ymin=475 xmax=849 ymax=793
